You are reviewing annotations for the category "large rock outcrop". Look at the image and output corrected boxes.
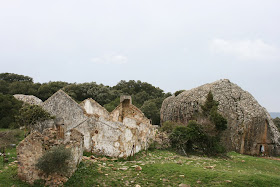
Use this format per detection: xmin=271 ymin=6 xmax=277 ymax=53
xmin=14 ymin=94 xmax=43 ymax=105
xmin=161 ymin=79 xmax=280 ymax=156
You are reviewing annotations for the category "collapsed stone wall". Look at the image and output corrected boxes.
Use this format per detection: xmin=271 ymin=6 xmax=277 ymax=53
xmin=17 ymin=128 xmax=83 ymax=185
xmin=161 ymin=79 xmax=280 ymax=156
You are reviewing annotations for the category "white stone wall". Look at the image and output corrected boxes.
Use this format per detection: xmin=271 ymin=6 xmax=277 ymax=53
xmin=80 ymin=99 xmax=110 ymax=119
xmin=90 ymin=117 xmax=155 ymax=157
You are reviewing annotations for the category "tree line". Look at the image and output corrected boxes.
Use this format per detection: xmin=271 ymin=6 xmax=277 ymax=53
xmin=0 ymin=73 xmax=172 ymax=128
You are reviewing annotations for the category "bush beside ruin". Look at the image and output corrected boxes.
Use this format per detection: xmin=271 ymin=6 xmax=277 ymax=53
xmin=36 ymin=145 xmax=72 ymax=176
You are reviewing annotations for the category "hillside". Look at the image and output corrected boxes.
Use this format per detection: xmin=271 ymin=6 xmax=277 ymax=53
xmin=1 ymin=141 xmax=280 ymax=186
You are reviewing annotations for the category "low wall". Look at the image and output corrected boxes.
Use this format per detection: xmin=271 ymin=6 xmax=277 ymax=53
xmin=17 ymin=128 xmax=83 ymax=185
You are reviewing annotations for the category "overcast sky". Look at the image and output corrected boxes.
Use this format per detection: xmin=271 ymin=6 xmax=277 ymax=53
xmin=1 ymin=0 xmax=279 ymax=112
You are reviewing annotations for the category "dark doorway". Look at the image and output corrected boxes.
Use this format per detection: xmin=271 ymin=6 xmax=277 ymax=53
xmin=259 ymin=145 xmax=264 ymax=154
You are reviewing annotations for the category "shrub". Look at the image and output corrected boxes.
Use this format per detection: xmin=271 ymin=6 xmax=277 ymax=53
xmin=203 ymin=136 xmax=226 ymax=155
xmin=36 ymin=146 xmax=72 ymax=175
xmin=160 ymin=121 xmax=179 ymax=133
xmin=201 ymin=91 xmax=227 ymax=131
xmin=174 ymin=90 xmax=185 ymax=97
xmin=201 ymin=91 xmax=218 ymax=116
xmin=169 ymin=125 xmax=190 ymax=153
xmin=169 ymin=120 xmax=226 ymax=155
xmin=15 ymin=104 xmax=53 ymax=130
xmin=210 ymin=109 xmax=227 ymax=131
xmin=169 ymin=121 xmax=207 ymax=154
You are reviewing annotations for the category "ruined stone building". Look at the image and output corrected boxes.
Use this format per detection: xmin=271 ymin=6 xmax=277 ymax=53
xmin=16 ymin=90 xmax=156 ymax=184
xmin=18 ymin=90 xmax=156 ymax=158
xmin=161 ymin=79 xmax=280 ymax=156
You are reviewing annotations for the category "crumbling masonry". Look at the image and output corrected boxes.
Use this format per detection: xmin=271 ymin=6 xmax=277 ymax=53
xmin=18 ymin=90 xmax=156 ymax=157
xmin=16 ymin=90 xmax=156 ymax=184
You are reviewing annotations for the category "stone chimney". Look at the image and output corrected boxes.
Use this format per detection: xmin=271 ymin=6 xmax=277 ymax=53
xmin=120 ymin=95 xmax=132 ymax=107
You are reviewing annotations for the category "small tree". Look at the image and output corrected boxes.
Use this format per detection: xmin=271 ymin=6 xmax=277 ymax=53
xmin=15 ymin=104 xmax=53 ymax=133
xmin=170 ymin=121 xmax=207 ymax=155
xmin=169 ymin=125 xmax=190 ymax=155
xmin=210 ymin=109 xmax=227 ymax=131
xmin=169 ymin=120 xmax=225 ymax=155
xmin=36 ymin=146 xmax=72 ymax=176
xmin=201 ymin=91 xmax=218 ymax=116
xmin=160 ymin=121 xmax=179 ymax=133
xmin=201 ymin=91 xmax=227 ymax=131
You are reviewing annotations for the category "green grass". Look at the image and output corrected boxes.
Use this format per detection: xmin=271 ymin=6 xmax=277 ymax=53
xmin=65 ymin=150 xmax=280 ymax=187
xmin=0 ymin=129 xmax=30 ymax=187
xmin=0 ymin=147 xmax=31 ymax=187
xmin=1 ymin=129 xmax=280 ymax=186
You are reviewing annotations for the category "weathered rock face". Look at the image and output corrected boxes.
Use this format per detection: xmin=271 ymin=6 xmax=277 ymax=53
xmin=17 ymin=128 xmax=84 ymax=185
xmin=161 ymin=79 xmax=280 ymax=156
xmin=14 ymin=94 xmax=43 ymax=105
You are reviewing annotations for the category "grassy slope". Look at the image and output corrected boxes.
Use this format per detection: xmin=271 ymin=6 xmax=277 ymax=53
xmin=0 ymin=129 xmax=280 ymax=187
xmin=66 ymin=150 xmax=280 ymax=187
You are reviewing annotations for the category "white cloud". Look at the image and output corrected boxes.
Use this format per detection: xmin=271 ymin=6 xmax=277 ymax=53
xmin=91 ymin=54 xmax=128 ymax=64
xmin=210 ymin=38 xmax=280 ymax=61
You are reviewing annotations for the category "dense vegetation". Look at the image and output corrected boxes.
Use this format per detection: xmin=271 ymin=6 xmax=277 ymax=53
xmin=0 ymin=94 xmax=23 ymax=128
xmin=15 ymin=104 xmax=53 ymax=134
xmin=0 ymin=72 xmax=172 ymax=127
xmin=163 ymin=91 xmax=227 ymax=156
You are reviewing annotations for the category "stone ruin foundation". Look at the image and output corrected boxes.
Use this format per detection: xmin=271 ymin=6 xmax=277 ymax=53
xmin=17 ymin=128 xmax=83 ymax=186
